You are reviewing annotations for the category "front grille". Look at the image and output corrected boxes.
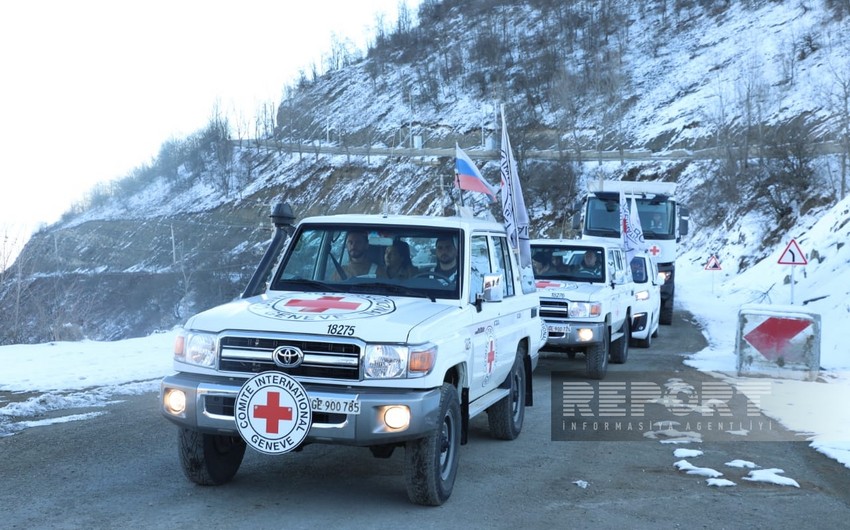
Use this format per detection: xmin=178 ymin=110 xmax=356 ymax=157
xmin=540 ymin=298 xmax=569 ymax=320
xmin=219 ymin=335 xmax=361 ymax=380
xmin=205 ymin=395 xmax=345 ymax=424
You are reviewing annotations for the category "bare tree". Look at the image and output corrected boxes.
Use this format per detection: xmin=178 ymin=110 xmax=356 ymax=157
xmin=820 ymin=39 xmax=850 ymax=198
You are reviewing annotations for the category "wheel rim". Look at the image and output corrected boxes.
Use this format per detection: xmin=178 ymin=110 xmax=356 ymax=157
xmin=510 ymin=368 xmax=523 ymax=422
xmin=438 ymin=412 xmax=456 ymax=480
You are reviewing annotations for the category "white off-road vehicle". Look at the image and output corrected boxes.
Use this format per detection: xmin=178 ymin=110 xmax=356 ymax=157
xmin=161 ymin=204 xmax=547 ymax=506
xmin=628 ymin=252 xmax=663 ymax=348
xmin=530 ymin=239 xmax=634 ymax=379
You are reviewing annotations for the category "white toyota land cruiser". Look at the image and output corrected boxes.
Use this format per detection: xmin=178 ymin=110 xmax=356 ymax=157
xmin=161 ymin=204 xmax=547 ymax=506
xmin=530 ymin=239 xmax=634 ymax=379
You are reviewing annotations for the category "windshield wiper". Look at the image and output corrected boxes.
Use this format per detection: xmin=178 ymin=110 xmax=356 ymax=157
xmin=279 ymin=278 xmax=338 ymax=292
xmin=348 ymin=282 xmax=436 ymax=302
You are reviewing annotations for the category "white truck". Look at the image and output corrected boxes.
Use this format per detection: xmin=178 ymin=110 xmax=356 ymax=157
xmin=530 ymin=239 xmax=634 ymax=379
xmin=573 ymin=181 xmax=688 ymax=325
xmin=160 ymin=204 xmax=547 ymax=506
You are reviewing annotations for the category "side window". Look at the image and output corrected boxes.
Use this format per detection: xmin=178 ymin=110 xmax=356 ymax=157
xmin=494 ymin=235 xmax=515 ymax=298
xmin=469 ymin=235 xmax=491 ymax=303
xmin=606 ymin=249 xmax=617 ymax=279
xmin=630 ymin=257 xmax=647 ymax=283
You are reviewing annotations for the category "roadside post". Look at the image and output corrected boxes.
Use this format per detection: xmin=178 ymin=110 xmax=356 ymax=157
xmin=736 ymin=304 xmax=821 ymax=381
xmin=777 ymin=239 xmax=807 ymax=304
xmin=704 ymin=254 xmax=721 ymax=294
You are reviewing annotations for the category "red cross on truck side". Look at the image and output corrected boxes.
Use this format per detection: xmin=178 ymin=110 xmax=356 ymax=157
xmin=486 ymin=338 xmax=495 ymax=374
xmin=284 ymin=295 xmax=362 ymax=313
xmin=253 ymin=392 xmax=293 ymax=434
xmin=649 ymin=245 xmax=661 ymax=256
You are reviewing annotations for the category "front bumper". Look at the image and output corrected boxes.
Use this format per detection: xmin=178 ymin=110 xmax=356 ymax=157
xmin=541 ymin=319 xmax=606 ymax=348
xmin=160 ymin=372 xmax=442 ymax=446
xmin=631 ymin=312 xmax=649 ymax=339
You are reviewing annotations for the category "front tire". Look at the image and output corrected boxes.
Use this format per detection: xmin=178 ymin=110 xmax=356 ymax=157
xmin=178 ymin=428 xmax=246 ymax=486
xmin=404 ymin=383 xmax=461 ymax=506
xmin=660 ymin=299 xmax=673 ymax=325
xmin=585 ymin=327 xmax=610 ymax=380
xmin=487 ymin=346 xmax=527 ymax=440
xmin=611 ymin=318 xmax=630 ymax=363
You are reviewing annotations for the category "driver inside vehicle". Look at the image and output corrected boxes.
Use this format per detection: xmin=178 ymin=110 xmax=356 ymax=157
xmin=578 ymin=250 xmax=602 ymax=276
xmin=432 ymin=236 xmax=459 ymax=282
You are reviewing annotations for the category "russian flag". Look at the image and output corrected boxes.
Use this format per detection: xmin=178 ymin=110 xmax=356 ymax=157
xmin=455 ymin=144 xmax=497 ymax=201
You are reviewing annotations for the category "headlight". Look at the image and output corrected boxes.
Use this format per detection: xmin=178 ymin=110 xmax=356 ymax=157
xmin=569 ymin=302 xmax=602 ymax=318
xmin=635 ymin=290 xmax=650 ymax=301
xmin=175 ymin=331 xmax=217 ymax=368
xmin=364 ymin=343 xmax=436 ymax=379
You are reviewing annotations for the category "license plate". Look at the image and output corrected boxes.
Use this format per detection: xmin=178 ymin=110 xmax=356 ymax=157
xmin=310 ymin=396 xmax=361 ymax=415
xmin=547 ymin=323 xmax=570 ymax=335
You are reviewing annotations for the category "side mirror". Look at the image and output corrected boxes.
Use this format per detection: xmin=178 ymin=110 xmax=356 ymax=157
xmin=482 ymin=274 xmax=503 ymax=302
xmin=612 ymin=269 xmax=626 ymax=285
xmin=656 ymin=272 xmax=666 ymax=285
xmin=571 ymin=213 xmax=581 ymax=230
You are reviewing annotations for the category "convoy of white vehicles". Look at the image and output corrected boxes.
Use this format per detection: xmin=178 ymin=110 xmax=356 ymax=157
xmin=161 ymin=205 xmax=547 ymax=506
xmin=572 ymin=180 xmax=688 ymax=325
xmin=160 ymin=177 xmax=683 ymax=505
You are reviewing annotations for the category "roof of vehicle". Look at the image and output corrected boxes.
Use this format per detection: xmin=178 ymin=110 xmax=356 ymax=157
xmin=298 ymin=213 xmax=506 ymax=232
xmin=587 ymin=180 xmax=676 ymax=195
xmin=530 ymin=238 xmax=627 ymax=251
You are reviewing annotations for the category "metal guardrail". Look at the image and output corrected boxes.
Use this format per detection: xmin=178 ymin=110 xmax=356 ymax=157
xmin=248 ymin=139 xmax=845 ymax=162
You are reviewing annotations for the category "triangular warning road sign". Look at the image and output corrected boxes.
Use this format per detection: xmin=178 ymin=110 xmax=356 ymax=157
xmin=704 ymin=255 xmax=721 ymax=271
xmin=778 ymin=239 xmax=807 ymax=265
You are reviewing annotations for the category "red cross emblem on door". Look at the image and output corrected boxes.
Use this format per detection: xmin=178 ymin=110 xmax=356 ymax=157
xmin=486 ymin=337 xmax=495 ymax=375
xmin=649 ymin=245 xmax=661 ymax=256
xmin=284 ymin=295 xmax=362 ymax=313
xmin=253 ymin=391 xmax=293 ymax=434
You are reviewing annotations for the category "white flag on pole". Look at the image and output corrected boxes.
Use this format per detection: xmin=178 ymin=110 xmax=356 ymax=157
xmin=621 ymin=192 xmax=647 ymax=262
xmin=499 ymin=107 xmax=531 ymax=270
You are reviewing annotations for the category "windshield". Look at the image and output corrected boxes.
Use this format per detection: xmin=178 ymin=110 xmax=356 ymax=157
xmin=270 ymin=223 xmax=463 ymax=300
xmin=585 ymin=197 xmax=675 ymax=239
xmin=531 ymin=244 xmax=606 ymax=283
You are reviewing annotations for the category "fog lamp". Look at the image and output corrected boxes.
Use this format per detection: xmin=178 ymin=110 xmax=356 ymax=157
xmin=383 ymin=406 xmax=410 ymax=430
xmin=164 ymin=388 xmax=187 ymax=415
xmin=577 ymin=328 xmax=595 ymax=342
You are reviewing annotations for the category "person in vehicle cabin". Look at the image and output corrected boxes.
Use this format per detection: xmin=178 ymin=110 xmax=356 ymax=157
xmin=578 ymin=250 xmax=602 ymax=275
xmin=631 ymin=257 xmax=647 ymax=282
xmin=432 ymin=236 xmax=459 ymax=281
xmin=649 ymin=212 xmax=664 ymax=231
xmin=532 ymin=251 xmax=552 ymax=277
xmin=340 ymin=230 xmax=386 ymax=278
xmin=385 ymin=239 xmax=417 ymax=279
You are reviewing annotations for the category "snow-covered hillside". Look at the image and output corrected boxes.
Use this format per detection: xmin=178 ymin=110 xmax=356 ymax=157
xmin=3 ymin=1 xmax=850 ymax=347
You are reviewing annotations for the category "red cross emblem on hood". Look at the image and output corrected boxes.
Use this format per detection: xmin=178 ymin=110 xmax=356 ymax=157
xmin=284 ymin=295 xmax=362 ymax=313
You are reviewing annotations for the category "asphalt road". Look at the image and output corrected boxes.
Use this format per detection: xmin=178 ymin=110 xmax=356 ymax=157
xmin=2 ymin=310 xmax=848 ymax=529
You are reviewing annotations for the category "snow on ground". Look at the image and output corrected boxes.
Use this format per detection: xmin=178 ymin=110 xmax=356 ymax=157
xmin=677 ymin=202 xmax=850 ymax=470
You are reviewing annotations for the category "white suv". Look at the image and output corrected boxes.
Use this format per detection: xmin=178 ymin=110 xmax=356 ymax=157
xmin=161 ymin=209 xmax=547 ymax=506
xmin=629 ymin=252 xmax=663 ymax=348
xmin=530 ymin=239 xmax=634 ymax=379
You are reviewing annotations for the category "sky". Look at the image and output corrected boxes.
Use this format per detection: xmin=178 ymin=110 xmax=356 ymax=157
xmin=0 ymin=0 xmax=417 ymax=248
